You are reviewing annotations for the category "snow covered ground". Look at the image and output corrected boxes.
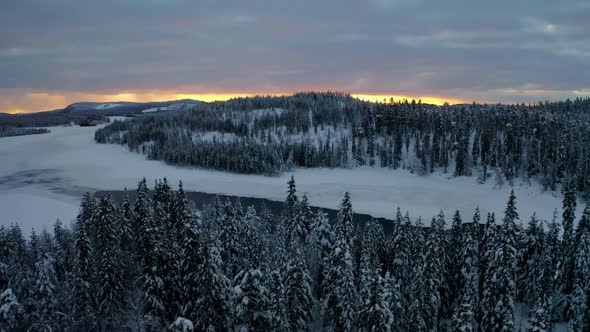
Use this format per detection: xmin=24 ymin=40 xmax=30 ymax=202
xmin=0 ymin=122 xmax=578 ymax=232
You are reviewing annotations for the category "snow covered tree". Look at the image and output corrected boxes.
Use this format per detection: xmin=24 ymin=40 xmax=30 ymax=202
xmin=286 ymin=175 xmax=298 ymax=220
xmin=191 ymin=233 xmax=231 ymax=331
xmin=323 ymin=237 xmax=357 ymax=331
xmin=269 ymin=269 xmax=288 ymax=331
xmin=219 ymin=199 xmax=241 ymax=278
xmin=135 ymin=178 xmax=152 ymax=259
xmin=0 ymin=288 xmax=23 ymax=331
xmin=519 ymin=213 xmax=544 ymax=305
xmin=234 ymin=269 xmax=272 ymax=331
xmin=178 ymin=205 xmax=200 ymax=320
xmin=527 ymin=298 xmax=549 ymax=332
xmin=422 ymin=213 xmax=446 ymax=331
xmin=357 ymin=268 xmax=393 ymax=332
xmin=568 ymin=221 xmax=590 ymax=331
xmin=119 ymin=191 xmax=134 ymax=253
xmin=451 ymin=222 xmax=479 ymax=332
xmin=448 ymin=210 xmax=464 ymax=313
xmin=142 ymin=201 xmax=167 ymax=330
xmin=168 ymin=317 xmax=194 ymax=332
xmin=561 ymin=181 xmax=577 ymax=294
xmin=73 ymin=203 xmax=94 ymax=328
xmin=284 ymin=255 xmax=314 ymax=332
xmin=96 ymin=193 xmax=125 ymax=330
xmin=336 ymin=192 xmax=354 ymax=247
xmin=308 ymin=210 xmax=334 ymax=300
xmin=482 ymin=191 xmax=518 ymax=332
xmin=29 ymin=254 xmax=58 ymax=331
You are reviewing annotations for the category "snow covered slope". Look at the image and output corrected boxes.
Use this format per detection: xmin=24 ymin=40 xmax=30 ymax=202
xmin=0 ymin=121 xmax=578 ymax=232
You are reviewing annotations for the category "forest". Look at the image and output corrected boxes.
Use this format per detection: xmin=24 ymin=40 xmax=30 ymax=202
xmin=0 ymin=127 xmax=50 ymax=138
xmin=94 ymin=92 xmax=590 ymax=199
xmin=1 ymin=177 xmax=589 ymax=331
xmin=0 ymin=112 xmax=108 ymax=128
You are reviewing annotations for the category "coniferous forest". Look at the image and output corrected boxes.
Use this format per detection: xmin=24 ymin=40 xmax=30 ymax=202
xmin=95 ymin=92 xmax=590 ymax=199
xmin=1 ymin=177 xmax=589 ymax=331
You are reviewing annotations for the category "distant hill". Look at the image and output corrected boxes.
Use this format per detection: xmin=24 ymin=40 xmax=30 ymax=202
xmin=0 ymin=99 xmax=205 ymax=127
xmin=58 ymin=99 xmax=204 ymax=116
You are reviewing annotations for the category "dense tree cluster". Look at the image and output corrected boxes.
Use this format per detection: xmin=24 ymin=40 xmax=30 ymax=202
xmin=0 ymin=112 xmax=108 ymax=128
xmin=1 ymin=177 xmax=589 ymax=331
xmin=95 ymin=92 xmax=590 ymax=197
xmin=0 ymin=127 xmax=50 ymax=138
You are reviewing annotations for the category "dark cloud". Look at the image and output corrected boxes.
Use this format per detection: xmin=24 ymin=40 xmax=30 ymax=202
xmin=1 ymin=0 xmax=589 ymax=109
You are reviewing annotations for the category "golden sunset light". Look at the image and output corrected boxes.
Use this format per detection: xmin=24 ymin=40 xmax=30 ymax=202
xmin=1 ymin=91 xmax=467 ymax=114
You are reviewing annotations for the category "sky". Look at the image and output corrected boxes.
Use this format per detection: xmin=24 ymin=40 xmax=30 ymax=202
xmin=1 ymin=0 xmax=589 ymax=113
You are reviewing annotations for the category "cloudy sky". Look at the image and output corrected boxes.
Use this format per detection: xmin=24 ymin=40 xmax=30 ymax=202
xmin=1 ymin=0 xmax=589 ymax=112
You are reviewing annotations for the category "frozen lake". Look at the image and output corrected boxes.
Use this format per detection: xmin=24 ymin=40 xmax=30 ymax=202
xmin=0 ymin=121 xmax=570 ymax=233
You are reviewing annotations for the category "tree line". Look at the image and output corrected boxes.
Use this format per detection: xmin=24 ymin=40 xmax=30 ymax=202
xmin=95 ymin=92 xmax=590 ymax=198
xmin=0 ymin=127 xmax=50 ymax=138
xmin=1 ymin=177 xmax=589 ymax=331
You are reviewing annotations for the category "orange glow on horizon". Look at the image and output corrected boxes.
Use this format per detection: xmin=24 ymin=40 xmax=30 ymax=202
xmin=2 ymin=91 xmax=464 ymax=114
xmin=352 ymin=94 xmax=464 ymax=105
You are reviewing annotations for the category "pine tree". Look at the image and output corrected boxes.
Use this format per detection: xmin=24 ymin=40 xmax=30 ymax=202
xmin=284 ymin=255 xmax=314 ymax=332
xmin=178 ymin=198 xmax=200 ymax=320
xmin=448 ymin=210 xmax=464 ymax=313
xmin=336 ymin=192 xmax=354 ymax=247
xmin=0 ymin=288 xmax=23 ymax=331
xmin=191 ymin=234 xmax=231 ymax=331
xmin=300 ymin=194 xmax=314 ymax=237
xmin=119 ymin=190 xmax=134 ymax=252
xmin=234 ymin=269 xmax=272 ymax=331
xmin=135 ymin=178 xmax=152 ymax=259
xmin=95 ymin=193 xmax=125 ymax=329
xmin=384 ymin=271 xmax=403 ymax=330
xmin=451 ymin=223 xmax=479 ymax=332
xmin=357 ymin=268 xmax=393 ymax=332
xmin=30 ymin=254 xmax=58 ymax=331
xmin=561 ymin=181 xmax=577 ymax=294
xmin=286 ymin=175 xmax=298 ymax=220
xmin=422 ymin=214 xmax=445 ymax=331
xmin=73 ymin=203 xmax=94 ymax=328
xmin=309 ymin=210 xmax=334 ymax=300
xmin=269 ymin=269 xmax=288 ymax=331
xmin=407 ymin=263 xmax=428 ymax=331
xmin=527 ymin=298 xmax=549 ymax=332
xmin=520 ymin=213 xmax=544 ymax=305
xmin=324 ymin=237 xmax=356 ymax=331
xmin=142 ymin=201 xmax=167 ymax=330
xmin=482 ymin=191 xmax=519 ymax=332
xmin=568 ymin=221 xmax=590 ymax=331
xmin=219 ymin=199 xmax=241 ymax=277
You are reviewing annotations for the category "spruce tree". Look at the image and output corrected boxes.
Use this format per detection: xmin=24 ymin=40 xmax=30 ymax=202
xmin=135 ymin=178 xmax=152 ymax=259
xmin=357 ymin=268 xmax=393 ymax=332
xmin=96 ymin=193 xmax=125 ymax=330
xmin=284 ymin=255 xmax=314 ymax=332
xmin=324 ymin=237 xmax=356 ymax=331
xmin=191 ymin=233 xmax=231 ymax=331
xmin=451 ymin=224 xmax=479 ymax=332
xmin=178 ymin=199 xmax=200 ymax=320
xmin=73 ymin=205 xmax=94 ymax=328
xmin=269 ymin=269 xmax=288 ymax=331
xmin=561 ymin=181 xmax=577 ymax=294
xmin=568 ymin=222 xmax=590 ymax=331
xmin=483 ymin=190 xmax=519 ymax=332
xmin=448 ymin=210 xmax=464 ymax=313
xmin=527 ymin=298 xmax=549 ymax=332
xmin=234 ymin=269 xmax=272 ymax=331
xmin=142 ymin=201 xmax=167 ymax=330
xmin=309 ymin=210 xmax=334 ymax=300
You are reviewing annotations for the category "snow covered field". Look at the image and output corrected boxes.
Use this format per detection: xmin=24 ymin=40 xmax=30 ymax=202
xmin=0 ymin=122 xmax=576 ymax=232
